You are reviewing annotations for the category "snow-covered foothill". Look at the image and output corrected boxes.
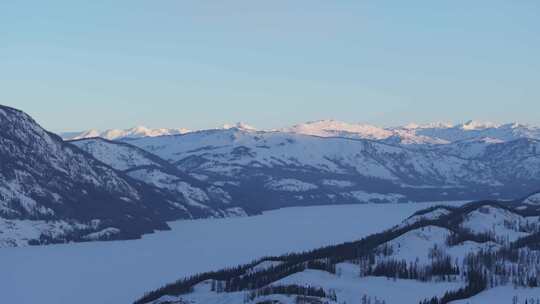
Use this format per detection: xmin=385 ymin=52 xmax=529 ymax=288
xmin=137 ymin=200 xmax=540 ymax=304
xmin=460 ymin=205 xmax=530 ymax=242
xmin=71 ymin=137 xmax=242 ymax=220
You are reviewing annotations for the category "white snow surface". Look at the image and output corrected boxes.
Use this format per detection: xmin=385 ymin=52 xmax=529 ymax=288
xmin=284 ymin=120 xmax=393 ymax=140
xmin=450 ymin=285 xmax=540 ymax=304
xmin=460 ymin=205 xmax=530 ymax=242
xmin=71 ymin=138 xmax=157 ymax=171
xmin=0 ymin=202 xmax=466 ymax=304
xmin=222 ymin=122 xmax=257 ymax=131
xmin=377 ymin=225 xmax=499 ymax=265
xmin=379 ymin=225 xmax=453 ymax=264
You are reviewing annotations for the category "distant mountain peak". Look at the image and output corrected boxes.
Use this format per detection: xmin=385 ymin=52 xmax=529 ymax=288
xmin=221 ymin=122 xmax=257 ymax=131
xmin=61 ymin=119 xmax=540 ymax=144
xmin=401 ymin=122 xmax=453 ymax=130
xmin=62 ymin=126 xmax=191 ymax=140
xmin=459 ymin=120 xmax=500 ymax=130
xmin=286 ymin=120 xmax=392 ymax=140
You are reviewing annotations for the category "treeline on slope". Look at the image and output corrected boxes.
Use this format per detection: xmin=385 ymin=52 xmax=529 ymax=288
xmin=363 ymin=254 xmax=460 ymax=281
xmin=135 ymin=259 xmax=337 ymax=304
xmin=406 ymin=205 xmax=459 ymax=218
xmin=135 ymin=200 xmax=540 ymax=304
xmin=419 ymin=266 xmax=487 ymax=304
xmin=419 ymin=232 xmax=540 ymax=304
xmin=244 ymin=285 xmax=336 ymax=303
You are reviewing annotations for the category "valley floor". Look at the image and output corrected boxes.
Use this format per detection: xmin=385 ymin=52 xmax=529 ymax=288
xmin=1 ymin=201 xmax=468 ymax=304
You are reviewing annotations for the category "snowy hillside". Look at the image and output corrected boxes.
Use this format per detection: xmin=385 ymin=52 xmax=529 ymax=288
xmin=125 ymin=127 xmax=540 ymax=209
xmin=0 ymin=105 xmax=201 ymax=247
xmin=71 ymin=138 xmax=250 ymax=219
xmin=136 ymin=199 xmax=540 ymax=304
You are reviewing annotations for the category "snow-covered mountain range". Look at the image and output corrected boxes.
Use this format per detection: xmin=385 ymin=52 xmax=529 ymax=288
xmin=63 ymin=119 xmax=540 ymax=144
xmin=64 ymin=118 xmax=540 ymax=231
xmin=135 ymin=193 xmax=540 ymax=304
xmin=285 ymin=119 xmax=540 ymax=145
xmin=4 ymin=105 xmax=540 ymax=248
xmin=61 ymin=122 xmax=256 ymax=141
xmin=118 ymin=126 xmax=540 ymax=207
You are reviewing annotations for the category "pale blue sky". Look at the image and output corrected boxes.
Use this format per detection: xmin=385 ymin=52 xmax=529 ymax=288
xmin=1 ymin=1 xmax=539 ymax=132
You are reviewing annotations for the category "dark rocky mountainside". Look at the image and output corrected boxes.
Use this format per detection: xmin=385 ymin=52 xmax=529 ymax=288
xmin=0 ymin=105 xmax=206 ymax=246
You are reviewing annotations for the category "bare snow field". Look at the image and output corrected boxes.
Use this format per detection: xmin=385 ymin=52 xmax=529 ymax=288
xmin=1 ymin=201 xmax=468 ymax=304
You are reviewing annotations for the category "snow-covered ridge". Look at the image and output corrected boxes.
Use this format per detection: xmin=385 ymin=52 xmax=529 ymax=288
xmin=284 ymin=120 xmax=393 ymax=140
xmin=70 ymin=137 xmax=160 ymax=171
xmin=62 ymin=122 xmax=256 ymax=141
xmin=70 ymin=137 xmax=249 ymax=220
xmin=61 ymin=126 xmax=191 ymax=140
xmin=62 ymin=119 xmax=540 ymax=144
xmin=222 ymin=122 xmax=257 ymax=131
xmin=135 ymin=200 xmax=540 ymax=304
